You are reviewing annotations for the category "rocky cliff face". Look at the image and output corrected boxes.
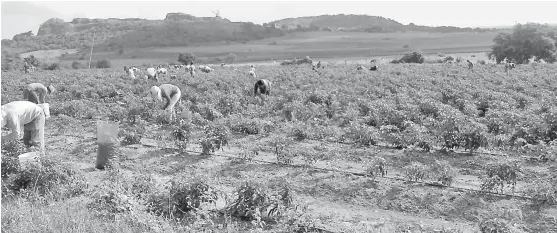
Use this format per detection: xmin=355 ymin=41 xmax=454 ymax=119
xmin=164 ymin=13 xmax=197 ymax=21
xmin=37 ymin=18 xmax=73 ymax=36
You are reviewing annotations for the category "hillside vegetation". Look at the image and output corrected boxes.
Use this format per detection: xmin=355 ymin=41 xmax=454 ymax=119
xmin=1 ymin=13 xmax=284 ymax=54
xmin=268 ymin=14 xmax=497 ymax=33
xmin=1 ymin=13 xmax=498 ymax=54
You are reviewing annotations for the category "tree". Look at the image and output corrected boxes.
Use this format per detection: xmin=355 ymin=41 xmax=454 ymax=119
xmin=96 ymin=59 xmax=111 ymax=69
xmin=224 ymin=53 xmax=237 ymax=63
xmin=1 ymin=49 xmax=20 ymax=71
xmin=23 ymin=55 xmax=40 ymax=67
xmin=489 ymin=23 xmax=557 ymax=64
xmin=71 ymin=61 xmax=82 ymax=69
xmin=178 ymin=53 xmax=196 ymax=64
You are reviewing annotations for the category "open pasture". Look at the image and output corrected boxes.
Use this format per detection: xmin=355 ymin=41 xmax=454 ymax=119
xmin=59 ymin=31 xmax=499 ymax=67
xmin=1 ymin=62 xmax=557 ymax=232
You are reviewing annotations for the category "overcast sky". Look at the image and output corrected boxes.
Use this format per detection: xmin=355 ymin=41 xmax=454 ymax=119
xmin=2 ymin=0 xmax=557 ymax=39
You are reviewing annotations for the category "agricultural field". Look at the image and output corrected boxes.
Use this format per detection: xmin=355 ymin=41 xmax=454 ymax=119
xmin=58 ymin=31 xmax=499 ymax=68
xmin=2 ymin=62 xmax=557 ymax=232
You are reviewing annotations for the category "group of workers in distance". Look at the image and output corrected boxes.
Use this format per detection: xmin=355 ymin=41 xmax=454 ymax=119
xmin=1 ymin=75 xmax=273 ymax=157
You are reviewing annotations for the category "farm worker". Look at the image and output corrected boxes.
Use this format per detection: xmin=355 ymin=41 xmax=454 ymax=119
xmin=23 ymin=62 xmax=31 ymax=74
xmin=150 ymin=84 xmax=182 ymax=122
xmin=1 ymin=101 xmax=47 ymax=154
xmin=254 ymin=79 xmax=272 ymax=96
xmin=146 ymin=68 xmax=159 ymax=82
xmin=22 ymin=83 xmax=55 ymax=104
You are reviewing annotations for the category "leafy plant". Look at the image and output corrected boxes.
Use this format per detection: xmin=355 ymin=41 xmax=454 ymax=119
xmin=479 ymin=218 xmax=512 ymax=233
xmin=403 ymin=162 xmax=429 ymax=182
xmin=480 ymin=162 xmax=521 ymax=193
xmin=172 ymin=119 xmax=193 ymax=153
xmin=3 ymin=156 xmax=86 ymax=199
xmin=343 ymin=123 xmax=379 ymax=146
xmin=1 ymin=140 xmax=26 ymax=179
xmin=525 ymin=179 xmax=557 ymax=207
xmin=365 ymin=157 xmax=388 ymax=180
xmin=226 ymin=181 xmax=295 ymax=225
xmin=269 ymin=135 xmax=294 ymax=165
xmin=200 ymin=123 xmax=231 ymax=155
xmin=429 ymin=160 xmax=458 ymax=186
xmin=169 ymin=176 xmax=219 ymax=214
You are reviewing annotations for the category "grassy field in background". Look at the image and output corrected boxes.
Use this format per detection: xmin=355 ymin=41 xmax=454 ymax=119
xmin=52 ymin=31 xmax=498 ymax=68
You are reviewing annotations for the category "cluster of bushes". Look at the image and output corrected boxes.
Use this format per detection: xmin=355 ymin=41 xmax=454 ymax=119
xmin=280 ymin=56 xmax=313 ymax=66
xmin=390 ymin=51 xmax=425 ymax=64
xmin=1 ymin=140 xmax=86 ymax=199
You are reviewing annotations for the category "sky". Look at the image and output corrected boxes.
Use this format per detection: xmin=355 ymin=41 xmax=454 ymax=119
xmin=2 ymin=0 xmax=557 ymax=39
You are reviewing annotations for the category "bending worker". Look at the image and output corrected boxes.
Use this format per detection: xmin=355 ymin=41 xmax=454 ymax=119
xmin=254 ymin=79 xmax=272 ymax=96
xmin=150 ymin=84 xmax=182 ymax=122
xmin=23 ymin=83 xmax=55 ymax=104
xmin=1 ymin=101 xmax=47 ymax=154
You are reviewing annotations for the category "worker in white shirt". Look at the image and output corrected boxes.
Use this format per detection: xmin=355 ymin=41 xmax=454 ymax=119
xmin=1 ymin=101 xmax=47 ymax=154
xmin=150 ymin=84 xmax=182 ymax=122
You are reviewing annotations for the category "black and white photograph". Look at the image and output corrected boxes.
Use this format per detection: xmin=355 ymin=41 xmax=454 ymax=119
xmin=1 ymin=0 xmax=557 ymax=232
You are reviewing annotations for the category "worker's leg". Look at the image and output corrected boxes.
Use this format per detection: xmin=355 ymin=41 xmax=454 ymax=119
xmin=167 ymin=91 xmax=180 ymax=121
xmin=38 ymin=91 xmax=46 ymax=104
xmin=29 ymin=90 xmax=40 ymax=104
xmin=23 ymin=113 xmax=46 ymax=153
xmin=22 ymin=89 xmax=29 ymax=100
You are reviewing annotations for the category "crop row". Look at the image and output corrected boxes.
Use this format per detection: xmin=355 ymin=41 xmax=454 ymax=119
xmin=2 ymin=63 xmax=556 ymax=156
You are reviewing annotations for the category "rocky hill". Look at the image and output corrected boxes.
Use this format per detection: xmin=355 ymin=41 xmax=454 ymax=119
xmin=268 ymin=14 xmax=494 ymax=33
xmin=1 ymin=13 xmax=497 ymax=54
xmin=1 ymin=13 xmax=284 ymax=53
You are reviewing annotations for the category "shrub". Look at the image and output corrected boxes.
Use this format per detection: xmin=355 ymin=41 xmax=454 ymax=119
xmin=88 ymin=187 xmax=139 ymax=220
xmin=403 ymin=162 xmax=429 ymax=181
xmin=23 ymin=55 xmax=40 ymax=67
xmin=396 ymin=51 xmax=425 ymax=64
xmin=96 ymin=59 xmax=111 ymax=69
xmin=480 ymin=162 xmax=521 ymax=193
xmin=479 ymin=218 xmax=512 ymax=233
xmin=71 ymin=61 xmax=82 ymax=69
xmin=525 ymin=179 xmax=557 ymax=206
xmin=168 ymin=175 xmax=219 ymax=216
xmin=343 ymin=124 xmax=380 ymax=146
xmin=200 ymin=123 xmax=231 ymax=155
xmin=236 ymin=144 xmax=259 ymax=164
xmin=172 ymin=119 xmax=194 ymax=153
xmin=460 ymin=120 xmax=489 ymax=154
xmin=365 ymin=157 xmax=388 ymax=180
xmin=226 ymin=181 xmax=294 ymax=224
xmin=178 ymin=53 xmax=196 ymax=65
xmin=1 ymin=140 xmax=26 ymax=179
xmin=3 ymin=156 xmax=86 ymax=199
xmin=290 ymin=123 xmax=311 ymax=141
xmin=120 ymin=123 xmax=145 ymax=146
xmin=44 ymin=62 xmax=60 ymax=70
xmin=429 ymin=160 xmax=458 ymax=186
xmin=269 ymin=134 xmax=294 ymax=165
xmin=443 ymin=56 xmax=455 ymax=63
xmin=380 ymin=125 xmax=404 ymax=149
xmin=228 ymin=116 xmax=273 ymax=135
xmin=280 ymin=56 xmax=313 ymax=66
